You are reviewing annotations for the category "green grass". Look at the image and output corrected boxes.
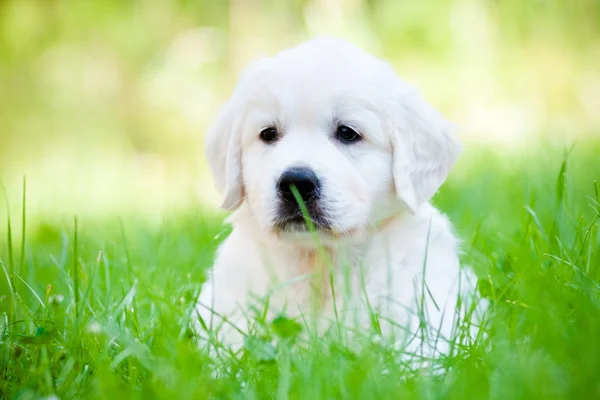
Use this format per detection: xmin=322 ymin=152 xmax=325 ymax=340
xmin=1 ymin=143 xmax=600 ymax=399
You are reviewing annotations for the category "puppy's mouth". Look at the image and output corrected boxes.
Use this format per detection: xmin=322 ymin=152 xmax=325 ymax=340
xmin=273 ymin=209 xmax=332 ymax=233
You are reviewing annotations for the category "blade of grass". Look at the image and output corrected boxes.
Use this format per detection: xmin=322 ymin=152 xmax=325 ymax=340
xmin=73 ymin=216 xmax=79 ymax=323
xmin=0 ymin=259 xmax=18 ymax=324
xmin=13 ymin=272 xmax=45 ymax=309
xmin=290 ymin=185 xmax=342 ymax=340
xmin=0 ymin=180 xmax=18 ymax=324
xmin=19 ymin=176 xmax=26 ymax=276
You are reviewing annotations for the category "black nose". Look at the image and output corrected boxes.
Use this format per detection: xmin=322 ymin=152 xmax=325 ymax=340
xmin=277 ymin=167 xmax=320 ymax=204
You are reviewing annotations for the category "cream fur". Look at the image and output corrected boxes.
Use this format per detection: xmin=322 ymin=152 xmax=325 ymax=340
xmin=196 ymin=37 xmax=482 ymax=357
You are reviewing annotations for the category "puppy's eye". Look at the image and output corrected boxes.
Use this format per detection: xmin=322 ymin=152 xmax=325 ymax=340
xmin=336 ymin=125 xmax=361 ymax=144
xmin=259 ymin=127 xmax=279 ymax=143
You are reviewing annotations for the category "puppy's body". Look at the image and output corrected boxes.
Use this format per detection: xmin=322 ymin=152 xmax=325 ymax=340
xmin=196 ymin=37 xmax=482 ymax=356
xmin=198 ymin=202 xmax=468 ymax=355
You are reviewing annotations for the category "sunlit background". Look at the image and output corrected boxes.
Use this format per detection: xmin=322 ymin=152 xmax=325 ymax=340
xmin=1 ymin=0 xmax=599 ymax=219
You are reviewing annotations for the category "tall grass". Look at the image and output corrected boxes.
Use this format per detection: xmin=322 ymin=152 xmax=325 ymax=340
xmin=1 ymin=144 xmax=600 ymax=399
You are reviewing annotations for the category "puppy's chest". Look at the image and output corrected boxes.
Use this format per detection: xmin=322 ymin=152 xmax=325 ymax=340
xmin=261 ymin=247 xmax=366 ymax=316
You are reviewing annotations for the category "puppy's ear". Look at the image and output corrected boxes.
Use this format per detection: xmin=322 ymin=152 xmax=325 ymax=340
xmin=205 ymin=99 xmax=245 ymax=210
xmin=391 ymin=87 xmax=462 ymax=213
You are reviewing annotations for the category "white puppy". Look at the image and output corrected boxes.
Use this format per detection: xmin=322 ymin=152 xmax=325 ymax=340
xmin=197 ymin=37 xmax=481 ymax=357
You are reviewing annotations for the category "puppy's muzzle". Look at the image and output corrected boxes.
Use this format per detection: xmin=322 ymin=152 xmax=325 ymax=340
xmin=274 ymin=167 xmax=331 ymax=232
xmin=277 ymin=167 xmax=320 ymax=204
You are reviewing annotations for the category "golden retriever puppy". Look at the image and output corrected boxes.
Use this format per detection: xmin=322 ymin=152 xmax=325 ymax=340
xmin=197 ymin=37 xmax=483 ymax=358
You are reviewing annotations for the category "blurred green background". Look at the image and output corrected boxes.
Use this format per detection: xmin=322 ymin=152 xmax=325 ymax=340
xmin=1 ymin=2 xmax=600 ymax=398
xmin=0 ymin=0 xmax=599 ymax=218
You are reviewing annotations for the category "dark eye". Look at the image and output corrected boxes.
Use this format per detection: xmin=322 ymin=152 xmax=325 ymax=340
xmin=336 ymin=125 xmax=361 ymax=144
xmin=259 ymin=127 xmax=279 ymax=143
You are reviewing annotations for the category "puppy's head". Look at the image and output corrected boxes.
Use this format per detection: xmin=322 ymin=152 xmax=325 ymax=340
xmin=206 ymin=37 xmax=461 ymax=239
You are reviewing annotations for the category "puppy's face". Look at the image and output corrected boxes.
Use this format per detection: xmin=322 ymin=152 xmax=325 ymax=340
xmin=206 ymin=37 xmax=461 ymax=240
xmin=239 ymin=74 xmax=392 ymax=236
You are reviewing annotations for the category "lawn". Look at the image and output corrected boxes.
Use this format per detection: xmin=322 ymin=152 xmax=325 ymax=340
xmin=1 ymin=142 xmax=600 ymax=399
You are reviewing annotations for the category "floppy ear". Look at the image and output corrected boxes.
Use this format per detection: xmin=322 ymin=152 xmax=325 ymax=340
xmin=391 ymin=87 xmax=462 ymax=213
xmin=205 ymin=99 xmax=245 ymax=210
